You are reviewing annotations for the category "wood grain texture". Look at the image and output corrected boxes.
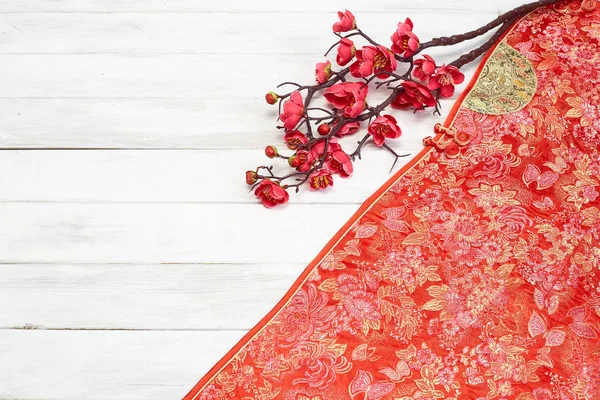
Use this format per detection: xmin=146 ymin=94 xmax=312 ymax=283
xmin=0 ymin=264 xmax=301 ymax=330
xmin=0 ymin=0 xmax=529 ymax=13
xmin=2 ymin=54 xmax=480 ymax=100
xmin=1 ymin=10 xmax=486 ymax=149
xmin=0 ymin=96 xmax=453 ymax=149
xmin=0 ymin=12 xmax=498 ymax=54
xmin=0 ymin=330 xmax=244 ymax=400
xmin=0 ymin=149 xmax=417 ymax=203
xmin=0 ymin=202 xmax=357 ymax=264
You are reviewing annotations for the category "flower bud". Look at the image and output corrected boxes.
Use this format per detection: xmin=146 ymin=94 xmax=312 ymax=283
xmin=265 ymin=145 xmax=278 ymax=158
xmin=288 ymin=156 xmax=302 ymax=168
xmin=333 ymin=10 xmax=356 ymax=33
xmin=245 ymin=171 xmax=258 ymax=185
xmin=317 ymin=124 xmax=331 ymax=135
xmin=265 ymin=91 xmax=279 ymax=105
xmin=315 ymin=61 xmax=333 ymax=84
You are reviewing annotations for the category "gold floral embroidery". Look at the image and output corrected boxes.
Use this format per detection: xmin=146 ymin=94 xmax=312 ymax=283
xmin=464 ymin=42 xmax=538 ymax=115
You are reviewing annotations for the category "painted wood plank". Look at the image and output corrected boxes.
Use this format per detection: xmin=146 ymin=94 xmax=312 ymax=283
xmin=0 ymin=329 xmax=241 ymax=400
xmin=0 ymin=0 xmax=529 ymax=13
xmin=0 ymin=149 xmax=419 ymax=203
xmin=1 ymin=51 xmax=485 ymax=98
xmin=0 ymin=203 xmax=362 ymax=264
xmin=0 ymin=96 xmax=452 ymax=149
xmin=0 ymin=263 xmax=301 ymax=330
xmin=0 ymin=12 xmax=500 ymax=54
xmin=0 ymin=11 xmax=492 ymax=148
xmin=0 ymin=56 xmax=477 ymax=149
xmin=3 ymin=53 xmax=250 ymax=98
xmin=0 ymin=53 xmax=350 ymax=98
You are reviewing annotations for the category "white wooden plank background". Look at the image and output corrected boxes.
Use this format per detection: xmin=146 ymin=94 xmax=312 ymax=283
xmin=0 ymin=1 xmax=517 ymax=399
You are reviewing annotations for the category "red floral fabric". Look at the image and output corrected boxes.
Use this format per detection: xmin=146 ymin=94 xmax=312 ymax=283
xmin=186 ymin=4 xmax=600 ymax=399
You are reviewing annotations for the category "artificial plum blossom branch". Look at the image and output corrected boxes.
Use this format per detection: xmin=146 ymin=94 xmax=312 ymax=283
xmin=248 ymin=0 xmax=566 ymax=208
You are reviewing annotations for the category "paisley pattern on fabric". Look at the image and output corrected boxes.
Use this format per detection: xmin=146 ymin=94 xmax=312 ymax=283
xmin=186 ymin=3 xmax=600 ymax=400
xmin=464 ymin=42 xmax=538 ymax=115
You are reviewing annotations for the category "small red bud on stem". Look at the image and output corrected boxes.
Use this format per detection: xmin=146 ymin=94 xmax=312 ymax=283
xmin=265 ymin=91 xmax=279 ymax=105
xmin=317 ymin=124 xmax=331 ymax=135
xmin=245 ymin=170 xmax=259 ymax=185
xmin=288 ymin=156 xmax=301 ymax=168
xmin=265 ymin=145 xmax=279 ymax=158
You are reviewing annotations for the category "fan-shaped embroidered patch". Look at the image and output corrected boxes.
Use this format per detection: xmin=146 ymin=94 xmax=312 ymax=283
xmin=465 ymin=42 xmax=537 ymax=115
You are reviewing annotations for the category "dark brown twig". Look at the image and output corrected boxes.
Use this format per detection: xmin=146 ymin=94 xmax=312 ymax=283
xmin=450 ymin=17 xmax=520 ymax=69
xmin=416 ymin=0 xmax=565 ymax=55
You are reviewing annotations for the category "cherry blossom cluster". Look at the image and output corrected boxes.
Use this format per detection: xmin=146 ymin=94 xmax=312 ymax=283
xmin=247 ymin=10 xmax=465 ymax=208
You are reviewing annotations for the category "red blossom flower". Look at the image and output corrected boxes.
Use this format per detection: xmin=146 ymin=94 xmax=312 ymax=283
xmin=367 ymin=114 xmax=402 ymax=146
xmin=392 ymin=81 xmax=436 ymax=110
xmin=413 ymin=54 xmax=437 ymax=83
xmin=324 ymin=82 xmax=368 ymax=118
xmin=350 ymin=46 xmax=397 ymax=79
xmin=309 ymin=170 xmax=334 ymax=190
xmin=326 ymin=150 xmax=353 ymax=178
xmin=333 ymin=10 xmax=356 ymax=33
xmin=391 ymin=18 xmax=420 ymax=58
xmin=254 ymin=180 xmax=289 ymax=208
xmin=336 ymin=38 xmax=356 ymax=66
xmin=315 ymin=60 xmax=332 ymax=84
xmin=428 ymin=65 xmax=465 ymax=98
xmin=294 ymin=150 xmax=316 ymax=172
xmin=284 ymin=130 xmax=308 ymax=150
xmin=280 ymin=91 xmax=304 ymax=130
xmin=310 ymin=139 xmax=341 ymax=159
xmin=336 ymin=121 xmax=361 ymax=138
